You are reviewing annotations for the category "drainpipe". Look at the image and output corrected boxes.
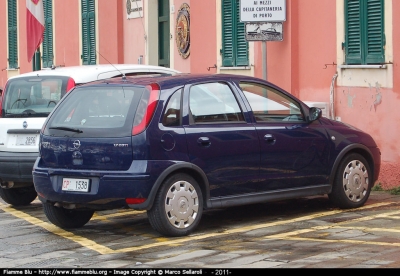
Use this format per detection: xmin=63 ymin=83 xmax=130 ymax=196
xmin=330 ymin=73 xmax=338 ymax=120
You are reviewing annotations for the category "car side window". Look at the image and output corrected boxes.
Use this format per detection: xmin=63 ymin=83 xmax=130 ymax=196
xmin=189 ymin=82 xmax=244 ymax=124
xmin=162 ymin=89 xmax=182 ymax=127
xmin=239 ymin=82 xmax=305 ymax=122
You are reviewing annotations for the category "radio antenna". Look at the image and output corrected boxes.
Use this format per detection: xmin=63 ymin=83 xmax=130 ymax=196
xmin=95 ymin=49 xmax=126 ymax=80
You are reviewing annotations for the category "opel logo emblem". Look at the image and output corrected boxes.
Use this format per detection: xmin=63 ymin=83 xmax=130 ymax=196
xmin=73 ymin=140 xmax=81 ymax=149
xmin=23 ymin=121 xmax=28 ymax=129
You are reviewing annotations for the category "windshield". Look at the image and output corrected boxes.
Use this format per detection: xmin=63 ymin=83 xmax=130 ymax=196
xmin=44 ymin=85 xmax=144 ymax=138
xmin=2 ymin=76 xmax=69 ymax=118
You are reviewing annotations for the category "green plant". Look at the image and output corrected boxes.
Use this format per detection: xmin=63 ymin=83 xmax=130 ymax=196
xmin=389 ymin=187 xmax=400 ymax=195
xmin=372 ymin=183 xmax=384 ymax=191
xmin=371 ymin=183 xmax=400 ymax=195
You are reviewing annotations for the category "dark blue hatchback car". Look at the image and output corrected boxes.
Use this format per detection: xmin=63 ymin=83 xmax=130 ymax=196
xmin=33 ymin=74 xmax=381 ymax=237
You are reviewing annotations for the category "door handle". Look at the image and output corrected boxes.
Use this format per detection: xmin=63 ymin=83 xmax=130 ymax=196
xmin=197 ymin=137 xmax=211 ymax=147
xmin=264 ymin=134 xmax=276 ymax=144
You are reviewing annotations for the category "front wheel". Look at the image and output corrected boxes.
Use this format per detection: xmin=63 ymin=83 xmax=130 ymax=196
xmin=0 ymin=186 xmax=37 ymax=206
xmin=329 ymin=153 xmax=372 ymax=209
xmin=147 ymin=173 xmax=203 ymax=237
xmin=43 ymin=204 xmax=94 ymax=229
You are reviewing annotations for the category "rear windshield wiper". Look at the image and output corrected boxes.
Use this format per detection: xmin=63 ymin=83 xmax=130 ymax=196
xmin=4 ymin=111 xmax=50 ymax=118
xmin=49 ymin=126 xmax=83 ymax=133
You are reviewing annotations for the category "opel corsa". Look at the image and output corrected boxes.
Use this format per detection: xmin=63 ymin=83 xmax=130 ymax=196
xmin=33 ymin=74 xmax=381 ymax=237
xmin=0 ymin=64 xmax=179 ymax=206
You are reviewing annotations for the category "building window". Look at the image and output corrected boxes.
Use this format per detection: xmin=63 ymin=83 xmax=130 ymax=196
xmin=221 ymin=0 xmax=248 ymax=67
xmin=344 ymin=0 xmax=385 ymax=65
xmin=81 ymin=0 xmax=96 ymax=65
xmin=43 ymin=0 xmax=54 ymax=68
xmin=7 ymin=0 xmax=18 ymax=69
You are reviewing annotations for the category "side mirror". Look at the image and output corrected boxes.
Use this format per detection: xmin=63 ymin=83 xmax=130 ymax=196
xmin=309 ymin=107 xmax=322 ymax=121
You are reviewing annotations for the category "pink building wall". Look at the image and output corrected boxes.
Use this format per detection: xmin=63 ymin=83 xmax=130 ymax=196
xmin=16 ymin=0 xmax=29 ymax=73
xmin=97 ymin=1 xmax=124 ymax=64
xmin=1 ymin=0 xmax=399 ymax=188
xmin=0 ymin=0 xmax=7 ymax=88
xmin=122 ymin=2 xmax=145 ymax=64
xmin=257 ymin=0 xmax=336 ymax=101
xmin=53 ymin=1 xmax=80 ymax=67
xmin=190 ymin=0 xmax=217 ymax=74
xmin=393 ymin=0 xmax=400 ymax=94
xmin=296 ymin=0 xmax=337 ymax=103
xmin=334 ymin=2 xmax=400 ymax=189
xmin=254 ymin=1 xmax=298 ymax=97
xmin=258 ymin=0 xmax=399 ymax=188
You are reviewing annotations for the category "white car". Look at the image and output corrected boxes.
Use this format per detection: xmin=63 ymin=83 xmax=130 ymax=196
xmin=0 ymin=64 xmax=180 ymax=206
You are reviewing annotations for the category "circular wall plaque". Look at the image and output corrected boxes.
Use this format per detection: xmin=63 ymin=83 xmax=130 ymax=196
xmin=175 ymin=3 xmax=190 ymax=59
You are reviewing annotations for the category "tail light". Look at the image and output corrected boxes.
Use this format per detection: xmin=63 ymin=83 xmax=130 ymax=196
xmin=132 ymin=83 xmax=160 ymax=136
xmin=125 ymin=198 xmax=146 ymax=205
xmin=0 ymin=83 xmax=7 ymax=118
xmin=66 ymin=77 xmax=76 ymax=93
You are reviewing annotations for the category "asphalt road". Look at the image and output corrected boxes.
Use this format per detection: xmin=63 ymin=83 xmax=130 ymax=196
xmin=1 ymin=191 xmax=400 ymax=268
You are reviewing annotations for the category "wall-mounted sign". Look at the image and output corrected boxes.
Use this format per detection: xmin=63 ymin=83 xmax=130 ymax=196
xmin=245 ymin=22 xmax=283 ymax=41
xmin=175 ymin=3 xmax=190 ymax=59
xmin=126 ymin=0 xmax=143 ymax=19
xmin=240 ymin=0 xmax=286 ymax=22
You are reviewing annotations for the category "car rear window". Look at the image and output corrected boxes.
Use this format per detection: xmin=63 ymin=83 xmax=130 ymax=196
xmin=44 ymin=86 xmax=144 ymax=138
xmin=2 ymin=76 xmax=69 ymax=118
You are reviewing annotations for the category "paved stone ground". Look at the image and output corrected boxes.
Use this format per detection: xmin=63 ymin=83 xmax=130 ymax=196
xmin=1 ymin=191 xmax=400 ymax=269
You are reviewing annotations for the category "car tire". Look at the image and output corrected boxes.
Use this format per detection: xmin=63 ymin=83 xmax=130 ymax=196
xmin=147 ymin=173 xmax=203 ymax=237
xmin=43 ymin=203 xmax=94 ymax=229
xmin=0 ymin=186 xmax=37 ymax=206
xmin=329 ymin=153 xmax=372 ymax=209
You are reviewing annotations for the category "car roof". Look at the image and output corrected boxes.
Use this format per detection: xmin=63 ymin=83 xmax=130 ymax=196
xmin=80 ymin=73 xmax=278 ymax=90
xmin=78 ymin=73 xmax=300 ymax=103
xmin=7 ymin=64 xmax=181 ymax=84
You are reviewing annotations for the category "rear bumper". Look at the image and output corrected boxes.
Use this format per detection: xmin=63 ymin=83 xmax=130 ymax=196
xmin=33 ymin=157 xmax=176 ymax=210
xmin=0 ymin=151 xmax=38 ymax=183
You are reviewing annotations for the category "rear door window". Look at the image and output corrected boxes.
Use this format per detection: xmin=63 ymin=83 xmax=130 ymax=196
xmin=189 ymin=82 xmax=245 ymax=124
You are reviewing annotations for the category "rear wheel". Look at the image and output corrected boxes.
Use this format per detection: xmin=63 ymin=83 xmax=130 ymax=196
xmin=329 ymin=153 xmax=372 ymax=209
xmin=147 ymin=173 xmax=203 ymax=237
xmin=0 ymin=186 xmax=37 ymax=206
xmin=43 ymin=204 xmax=94 ymax=229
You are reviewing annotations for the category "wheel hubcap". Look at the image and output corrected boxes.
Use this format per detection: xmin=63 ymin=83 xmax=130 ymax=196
xmin=342 ymin=159 xmax=369 ymax=202
xmin=165 ymin=180 xmax=199 ymax=229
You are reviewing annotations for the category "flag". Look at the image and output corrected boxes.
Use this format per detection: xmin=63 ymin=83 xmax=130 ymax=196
xmin=26 ymin=0 xmax=45 ymax=62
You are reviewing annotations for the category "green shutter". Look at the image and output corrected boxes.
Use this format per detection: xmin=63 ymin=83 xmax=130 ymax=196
xmin=7 ymin=0 xmax=18 ymax=69
xmin=82 ymin=0 xmax=96 ymax=65
xmin=365 ymin=0 xmax=384 ymax=64
xmin=235 ymin=2 xmax=248 ymax=66
xmin=345 ymin=0 xmax=362 ymax=64
xmin=43 ymin=0 xmax=54 ymax=68
xmin=344 ymin=0 xmax=384 ymax=65
xmin=222 ymin=0 xmax=248 ymax=67
xmin=222 ymin=0 xmax=234 ymax=66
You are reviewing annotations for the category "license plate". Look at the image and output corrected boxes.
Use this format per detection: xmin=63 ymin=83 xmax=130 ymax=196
xmin=62 ymin=178 xmax=90 ymax=192
xmin=16 ymin=135 xmax=37 ymax=146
